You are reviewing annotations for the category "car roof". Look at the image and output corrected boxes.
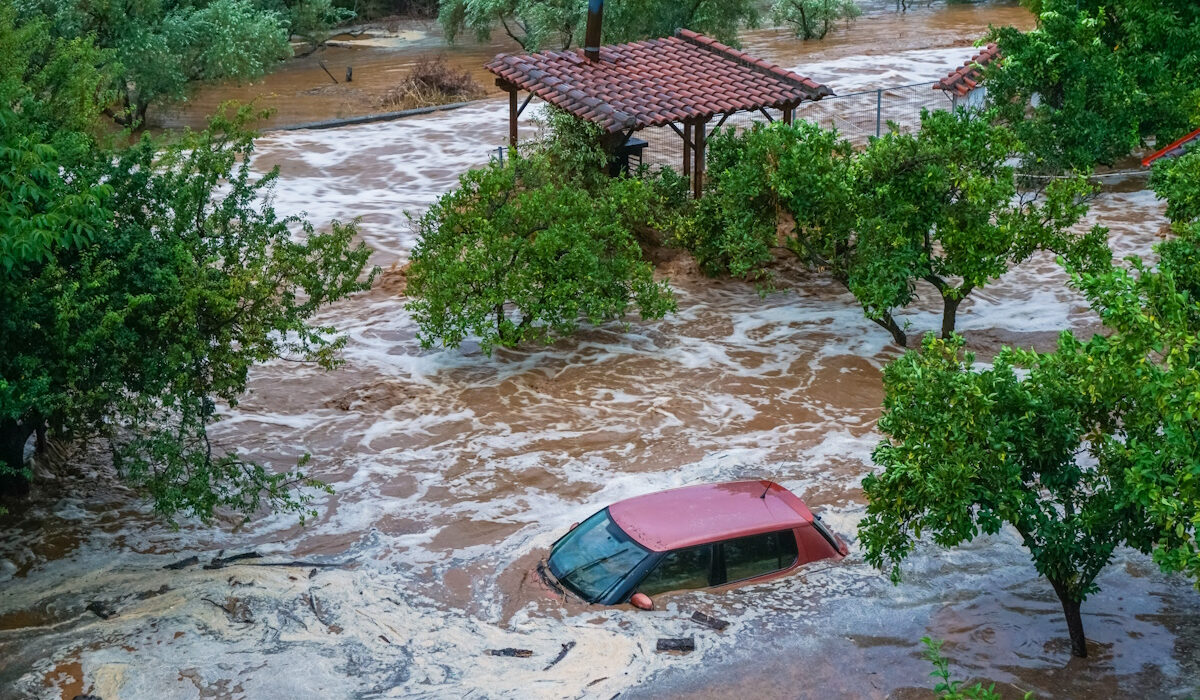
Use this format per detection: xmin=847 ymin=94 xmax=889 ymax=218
xmin=607 ymin=480 xmax=815 ymax=552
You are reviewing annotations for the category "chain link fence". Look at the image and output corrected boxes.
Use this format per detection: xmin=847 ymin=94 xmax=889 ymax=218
xmin=491 ymin=81 xmax=955 ymax=173
xmin=636 ymin=81 xmax=950 ymax=168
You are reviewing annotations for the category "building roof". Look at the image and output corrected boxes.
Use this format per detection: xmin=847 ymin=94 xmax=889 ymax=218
xmin=608 ymin=480 xmax=814 ymax=552
xmin=486 ymin=29 xmax=833 ymax=134
xmin=935 ymin=43 xmax=1000 ymax=96
xmin=1142 ymin=127 xmax=1200 ymax=167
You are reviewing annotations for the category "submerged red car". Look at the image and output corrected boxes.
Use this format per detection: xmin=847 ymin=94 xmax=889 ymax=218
xmin=539 ymin=480 xmax=848 ymax=608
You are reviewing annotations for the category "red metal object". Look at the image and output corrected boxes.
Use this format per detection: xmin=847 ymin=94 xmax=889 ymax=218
xmin=609 ymin=480 xmax=823 ymax=552
xmin=1142 ymin=127 xmax=1200 ymax=167
xmin=537 ymin=480 xmax=846 ymax=606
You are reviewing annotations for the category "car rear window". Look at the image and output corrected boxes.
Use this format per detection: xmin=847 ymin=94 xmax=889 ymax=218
xmin=637 ymin=545 xmax=713 ymax=596
xmin=723 ymin=530 xmax=798 ymax=584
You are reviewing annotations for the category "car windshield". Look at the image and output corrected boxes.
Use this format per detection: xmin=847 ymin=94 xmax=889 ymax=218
xmin=548 ymin=508 xmax=649 ymax=603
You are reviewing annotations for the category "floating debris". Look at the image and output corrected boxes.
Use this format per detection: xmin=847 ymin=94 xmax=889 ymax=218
xmin=85 ymin=601 xmax=117 ymax=620
xmin=543 ymin=641 xmax=575 ymax=670
xmin=487 ymin=648 xmax=533 ymax=658
xmin=163 ymin=556 xmax=199 ymax=571
xmin=656 ymin=637 xmax=695 ymax=653
xmin=690 ymin=611 xmax=729 ymax=631
xmin=203 ymin=552 xmax=263 ymax=569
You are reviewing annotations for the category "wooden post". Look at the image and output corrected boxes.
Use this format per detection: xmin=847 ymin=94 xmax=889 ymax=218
xmin=783 ymin=104 xmax=794 ymax=125
xmin=682 ymin=122 xmax=692 ymax=178
xmin=693 ymin=119 xmax=707 ymax=199
xmin=508 ymin=89 xmax=519 ymax=149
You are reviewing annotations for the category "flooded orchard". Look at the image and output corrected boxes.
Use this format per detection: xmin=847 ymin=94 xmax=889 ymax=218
xmin=2 ymin=2 xmax=1199 ymax=699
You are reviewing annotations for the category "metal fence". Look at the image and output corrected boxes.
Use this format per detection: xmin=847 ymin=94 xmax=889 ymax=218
xmin=492 ymin=81 xmax=953 ymax=172
xmin=637 ymin=81 xmax=949 ymax=168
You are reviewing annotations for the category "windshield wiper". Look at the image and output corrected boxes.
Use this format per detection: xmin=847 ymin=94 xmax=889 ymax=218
xmin=561 ymin=547 xmax=631 ymax=583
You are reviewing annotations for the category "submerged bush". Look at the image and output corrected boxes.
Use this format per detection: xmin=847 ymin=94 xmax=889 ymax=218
xmin=405 ymin=151 xmax=676 ymax=354
xmin=381 ymin=56 xmax=485 ymax=109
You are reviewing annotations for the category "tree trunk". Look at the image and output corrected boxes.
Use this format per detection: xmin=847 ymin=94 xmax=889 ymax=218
xmin=941 ymin=296 xmax=961 ymax=338
xmin=871 ymin=313 xmax=907 ymax=348
xmin=1051 ymin=580 xmax=1088 ymax=658
xmin=0 ymin=418 xmax=34 ymax=500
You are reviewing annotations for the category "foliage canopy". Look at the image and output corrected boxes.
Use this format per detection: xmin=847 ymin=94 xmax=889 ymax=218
xmin=16 ymin=0 xmax=355 ymax=126
xmin=858 ymin=153 xmax=1200 ymax=656
xmin=438 ymin=0 xmax=759 ymax=51
xmin=405 ymin=122 xmax=676 ymax=354
xmin=987 ymin=0 xmax=1200 ymax=171
xmin=1 ymin=13 xmax=375 ymax=522
xmin=684 ymin=111 xmax=1105 ymax=346
xmin=773 ymin=0 xmax=861 ymax=41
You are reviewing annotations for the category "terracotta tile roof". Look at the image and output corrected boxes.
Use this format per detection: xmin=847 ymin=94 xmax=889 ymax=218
xmin=935 ymin=43 xmax=1000 ymax=96
xmin=486 ymin=29 xmax=833 ymax=133
xmin=1142 ymin=127 xmax=1200 ymax=167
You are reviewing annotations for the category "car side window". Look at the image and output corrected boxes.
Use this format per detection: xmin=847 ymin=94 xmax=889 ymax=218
xmin=637 ymin=545 xmax=713 ymax=596
xmin=722 ymin=530 xmax=799 ymax=584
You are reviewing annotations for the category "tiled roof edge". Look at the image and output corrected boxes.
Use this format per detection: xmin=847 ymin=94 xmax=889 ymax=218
xmin=935 ymin=43 xmax=1000 ymax=93
xmin=1142 ymin=126 xmax=1200 ymax=167
xmin=675 ymin=28 xmax=834 ymax=101
xmin=487 ymin=53 xmax=635 ymax=132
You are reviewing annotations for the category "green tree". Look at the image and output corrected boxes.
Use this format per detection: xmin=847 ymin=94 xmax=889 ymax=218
xmin=1149 ymin=147 xmax=1200 ymax=226
xmin=988 ymin=0 xmax=1200 ymax=172
xmin=772 ymin=0 xmax=861 ymax=41
xmin=1 ymin=18 xmax=376 ymax=522
xmin=0 ymin=10 xmax=115 ymax=506
xmin=685 ymin=112 xmax=1105 ymax=347
xmin=93 ymin=109 xmax=375 ymax=521
xmin=859 ymin=179 xmax=1200 ymax=657
xmin=859 ymin=332 xmax=1139 ymax=658
xmin=438 ymin=0 xmax=758 ymax=51
xmin=405 ymin=149 xmax=676 ymax=354
xmin=849 ymin=110 xmax=1106 ymax=343
xmin=282 ymin=0 xmax=356 ymax=53
xmin=18 ymin=0 xmax=309 ymax=126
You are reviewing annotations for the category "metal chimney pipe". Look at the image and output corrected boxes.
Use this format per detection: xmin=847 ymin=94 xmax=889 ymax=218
xmin=584 ymin=0 xmax=604 ymax=61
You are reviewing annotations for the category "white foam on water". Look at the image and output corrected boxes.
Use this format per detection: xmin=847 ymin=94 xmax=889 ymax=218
xmin=1 ymin=29 xmax=1193 ymax=700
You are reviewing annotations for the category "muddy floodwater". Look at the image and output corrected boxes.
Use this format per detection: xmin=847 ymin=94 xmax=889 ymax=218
xmin=154 ymin=0 xmax=1034 ymax=130
xmin=3 ymin=2 xmax=1199 ymax=699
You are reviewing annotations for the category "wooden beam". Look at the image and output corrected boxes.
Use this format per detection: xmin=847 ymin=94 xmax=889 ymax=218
xmin=516 ymin=92 xmax=534 ymax=117
xmin=693 ymin=119 xmax=707 ymax=199
xmin=783 ymin=104 xmax=794 ymax=125
xmin=508 ymin=89 xmax=518 ymax=148
xmin=667 ymin=121 xmax=694 ymax=149
xmin=683 ymin=122 xmax=692 ymax=178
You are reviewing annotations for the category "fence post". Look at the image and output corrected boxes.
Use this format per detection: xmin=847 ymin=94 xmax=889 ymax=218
xmin=875 ymin=89 xmax=883 ymax=138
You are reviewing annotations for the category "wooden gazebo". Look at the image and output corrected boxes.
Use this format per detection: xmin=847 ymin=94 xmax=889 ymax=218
xmin=486 ymin=28 xmax=833 ymax=197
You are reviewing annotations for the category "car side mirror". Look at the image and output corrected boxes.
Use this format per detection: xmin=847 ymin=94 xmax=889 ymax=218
xmin=630 ymin=592 xmax=654 ymax=611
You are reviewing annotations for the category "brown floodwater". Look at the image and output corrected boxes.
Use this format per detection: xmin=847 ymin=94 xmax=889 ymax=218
xmin=154 ymin=1 xmax=1033 ymax=130
xmin=2 ymin=2 xmax=1199 ymax=699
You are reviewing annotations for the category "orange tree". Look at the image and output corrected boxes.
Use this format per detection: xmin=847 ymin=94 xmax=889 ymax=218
xmin=859 ymin=150 xmax=1200 ymax=658
xmin=684 ymin=111 xmax=1106 ymax=346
